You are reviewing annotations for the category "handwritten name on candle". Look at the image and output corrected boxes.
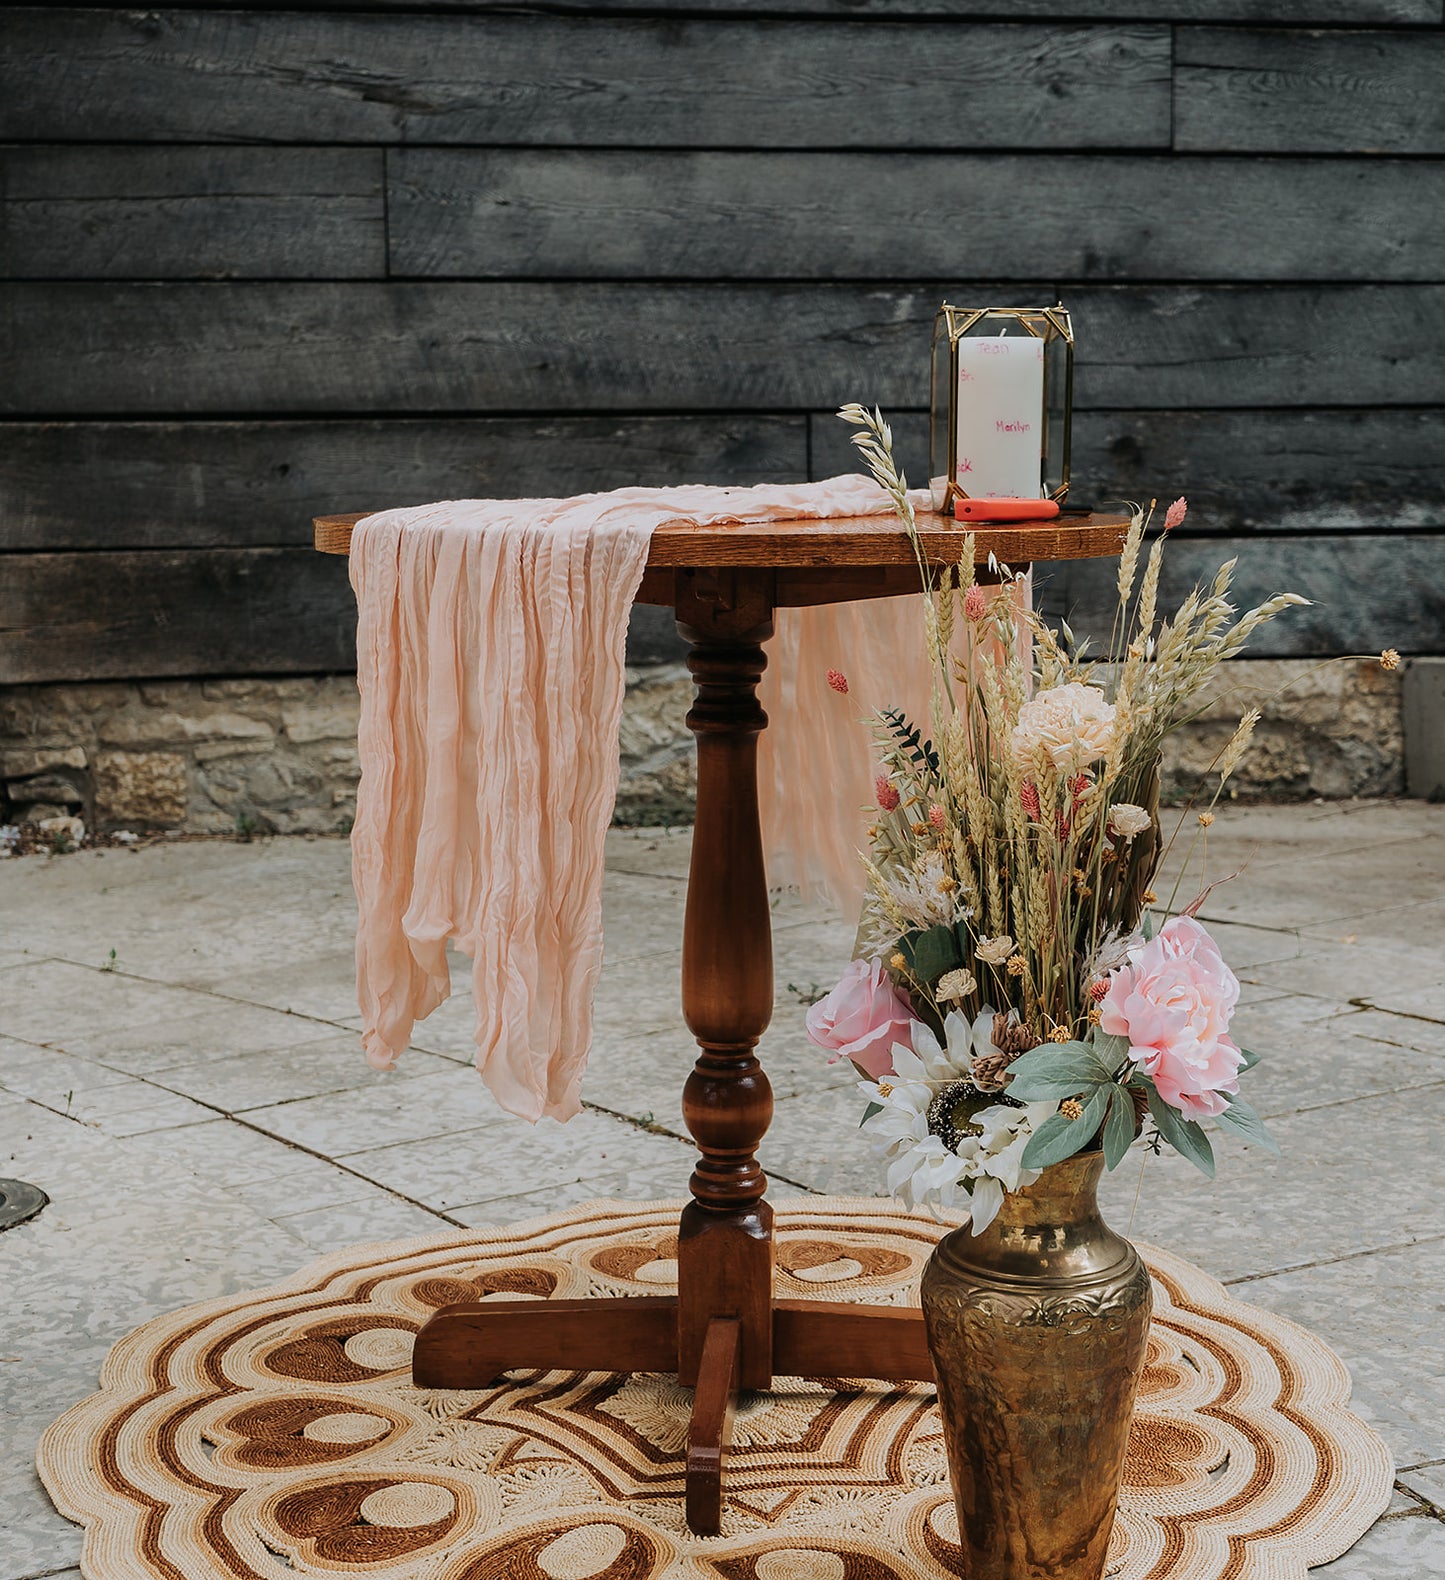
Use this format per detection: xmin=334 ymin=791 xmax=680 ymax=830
xmin=954 ymin=336 xmax=1045 ymax=499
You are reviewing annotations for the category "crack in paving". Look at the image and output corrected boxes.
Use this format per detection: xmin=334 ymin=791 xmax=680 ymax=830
xmin=13 ymin=1089 xmax=470 ymax=1232
xmin=577 ymin=1097 xmax=821 ymax=1196
xmin=1223 ymin=1231 xmax=1445 ymax=1287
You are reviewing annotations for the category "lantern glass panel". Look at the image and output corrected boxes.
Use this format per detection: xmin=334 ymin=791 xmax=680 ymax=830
xmin=928 ymin=305 xmax=1073 ymax=514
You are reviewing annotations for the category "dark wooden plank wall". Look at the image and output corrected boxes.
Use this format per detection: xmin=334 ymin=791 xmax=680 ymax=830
xmin=1 ymin=4 xmax=1441 ymax=683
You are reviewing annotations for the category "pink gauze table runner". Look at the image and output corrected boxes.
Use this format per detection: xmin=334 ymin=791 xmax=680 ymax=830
xmin=350 ymin=475 xmax=955 ymax=1123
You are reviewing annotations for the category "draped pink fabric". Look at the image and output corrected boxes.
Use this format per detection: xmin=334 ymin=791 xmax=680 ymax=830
xmin=349 ymin=475 xmax=939 ymax=1123
xmin=759 ymin=569 xmax=1033 ymax=913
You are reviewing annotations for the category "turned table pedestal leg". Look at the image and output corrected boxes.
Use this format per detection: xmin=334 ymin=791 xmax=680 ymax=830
xmin=673 ymin=572 xmax=777 ymax=1531
xmin=410 ymin=567 xmax=931 ymax=1537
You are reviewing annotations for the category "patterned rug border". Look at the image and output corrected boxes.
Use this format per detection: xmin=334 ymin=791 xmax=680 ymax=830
xmin=38 ymin=1197 xmax=1394 ymax=1580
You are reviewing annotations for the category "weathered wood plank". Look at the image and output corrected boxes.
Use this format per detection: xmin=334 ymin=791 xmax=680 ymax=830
xmin=388 ymin=151 xmax=1445 ymax=282
xmin=1037 ymin=533 xmax=1445 ymax=658
xmin=5 ymin=532 xmax=1434 ymax=685
xmin=809 ymin=408 xmax=1445 ymax=532
xmin=0 ymin=282 xmax=1005 ymax=415
xmin=0 ymin=417 xmax=807 ymax=550
xmin=1176 ymin=28 xmax=1445 ymax=154
xmin=29 ymin=0 xmax=1443 ymax=20
xmin=1070 ymin=285 xmax=1445 ymax=410
xmin=0 ymin=147 xmax=384 ymax=280
xmin=0 ymin=11 xmax=1168 ymax=148
xmin=3 ymin=283 xmax=1441 ymax=415
xmin=6 ymin=143 xmax=1435 ymax=285
xmin=456 ymin=0 xmax=1445 ymax=13
xmin=0 ymin=549 xmax=357 ymax=683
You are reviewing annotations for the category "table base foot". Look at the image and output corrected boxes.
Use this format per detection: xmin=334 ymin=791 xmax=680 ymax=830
xmin=685 ymin=1316 xmax=741 ymax=1535
xmin=411 ymin=1294 xmax=678 ymax=1389
xmin=411 ymin=1293 xmax=933 ymax=1532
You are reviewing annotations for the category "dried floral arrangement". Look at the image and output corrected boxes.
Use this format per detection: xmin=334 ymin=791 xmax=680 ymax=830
xmin=806 ymin=405 xmax=1315 ymax=1231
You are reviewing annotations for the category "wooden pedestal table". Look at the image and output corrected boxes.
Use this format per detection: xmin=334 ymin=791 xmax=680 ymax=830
xmin=314 ymin=506 xmax=1129 ymax=1534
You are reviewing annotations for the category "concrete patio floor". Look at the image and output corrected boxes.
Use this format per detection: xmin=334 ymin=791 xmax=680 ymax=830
xmin=2 ymin=800 xmax=1443 ymax=1578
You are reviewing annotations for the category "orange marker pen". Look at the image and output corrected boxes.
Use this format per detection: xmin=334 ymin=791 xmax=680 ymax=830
xmin=953 ymin=498 xmax=1061 ymax=523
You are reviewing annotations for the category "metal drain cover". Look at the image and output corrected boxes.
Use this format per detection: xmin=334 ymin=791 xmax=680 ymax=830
xmin=0 ymin=1178 xmax=49 ymax=1232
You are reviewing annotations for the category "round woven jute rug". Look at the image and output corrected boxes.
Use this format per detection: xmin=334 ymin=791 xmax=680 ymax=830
xmin=39 ymin=1198 xmax=1391 ymax=1580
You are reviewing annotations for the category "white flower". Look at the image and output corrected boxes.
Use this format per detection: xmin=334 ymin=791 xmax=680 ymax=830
xmin=975 ymin=935 xmax=1015 ymax=966
xmin=936 ymin=968 xmax=977 ymax=1003
xmin=965 ymin=1100 xmax=1059 ymax=1233
xmin=963 ymin=1003 xmax=1015 ymax=1068
xmin=1107 ymin=802 xmax=1152 ymax=841
xmin=905 ymin=1014 xmax=975 ymax=1083
xmin=1011 ymin=682 xmax=1117 ymax=775
xmin=858 ymin=1010 xmax=1057 ymax=1223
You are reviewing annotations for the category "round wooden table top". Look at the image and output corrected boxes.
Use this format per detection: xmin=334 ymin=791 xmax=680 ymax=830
xmin=313 ymin=507 xmax=1130 ymax=569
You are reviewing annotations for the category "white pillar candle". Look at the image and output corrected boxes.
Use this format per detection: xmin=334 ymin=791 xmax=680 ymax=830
xmin=954 ymin=335 xmax=1045 ymax=499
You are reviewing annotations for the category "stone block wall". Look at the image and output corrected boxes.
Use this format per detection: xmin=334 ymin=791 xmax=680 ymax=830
xmin=0 ymin=659 xmax=1406 ymax=839
xmin=0 ymin=678 xmax=361 ymax=836
xmin=1158 ymin=659 xmax=1404 ymax=804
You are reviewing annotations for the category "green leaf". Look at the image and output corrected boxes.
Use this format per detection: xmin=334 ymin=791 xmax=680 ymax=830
xmin=1145 ymin=1083 xmax=1215 ymax=1178
xmin=903 ymin=924 xmax=961 ymax=984
xmin=879 ymin=707 xmax=940 ymax=773
xmin=1020 ymin=1114 xmax=1084 ymax=1169
xmin=860 ymin=1102 xmax=884 ymax=1127
xmin=1004 ymin=1042 xmax=1113 ymax=1101
xmin=1102 ymin=1085 xmax=1135 ymax=1170
xmin=1021 ymin=1084 xmax=1111 ymax=1169
xmin=1091 ymin=1029 xmax=1130 ymax=1071
xmin=1140 ymin=909 xmax=1155 ymax=942
xmin=1238 ymin=1046 xmax=1262 ymax=1070
xmin=1214 ymin=1094 xmax=1281 ymax=1154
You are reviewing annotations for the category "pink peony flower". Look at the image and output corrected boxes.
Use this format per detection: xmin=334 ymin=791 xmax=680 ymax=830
xmin=1100 ymin=916 xmax=1243 ymax=1119
xmin=1164 ymin=496 xmax=1188 ymax=531
xmin=805 ymin=957 xmax=920 ymax=1080
xmin=827 ymin=668 xmax=849 ymax=695
xmin=875 ymin=774 xmax=901 ymax=812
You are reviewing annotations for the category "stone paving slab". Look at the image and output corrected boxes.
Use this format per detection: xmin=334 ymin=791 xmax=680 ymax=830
xmin=2 ymin=802 xmax=1443 ymax=1579
xmin=335 ymin=1112 xmax=699 ymax=1216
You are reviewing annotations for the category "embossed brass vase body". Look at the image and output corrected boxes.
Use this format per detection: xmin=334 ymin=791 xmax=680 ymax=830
xmin=920 ymin=1149 xmax=1152 ymax=1580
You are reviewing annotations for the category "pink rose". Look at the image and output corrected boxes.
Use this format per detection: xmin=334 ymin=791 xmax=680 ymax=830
xmin=806 ymin=957 xmax=919 ymax=1080
xmin=1099 ymin=916 xmax=1243 ymax=1119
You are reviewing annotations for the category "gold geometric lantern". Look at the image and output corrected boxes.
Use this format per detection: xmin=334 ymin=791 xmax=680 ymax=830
xmin=928 ymin=304 xmax=1074 ymax=514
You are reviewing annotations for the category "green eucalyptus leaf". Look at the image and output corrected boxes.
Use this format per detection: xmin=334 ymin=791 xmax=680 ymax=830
xmin=1020 ymin=1113 xmax=1084 ymax=1170
xmin=1004 ymin=1042 xmax=1113 ymax=1101
xmin=904 ymin=924 xmax=961 ymax=984
xmin=1021 ymin=1084 xmax=1111 ymax=1169
xmin=1146 ymin=1085 xmax=1216 ymax=1179
xmin=860 ymin=1102 xmax=884 ymax=1127
xmin=1102 ymin=1085 xmax=1135 ymax=1170
xmin=1141 ymin=909 xmax=1155 ymax=942
xmin=1214 ymin=1093 xmax=1282 ymax=1154
xmin=1238 ymin=1046 xmax=1262 ymax=1070
xmin=1091 ymin=1029 xmax=1130 ymax=1071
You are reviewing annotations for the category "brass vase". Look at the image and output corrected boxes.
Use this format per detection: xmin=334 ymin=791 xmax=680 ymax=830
xmin=920 ymin=1149 xmax=1152 ymax=1580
